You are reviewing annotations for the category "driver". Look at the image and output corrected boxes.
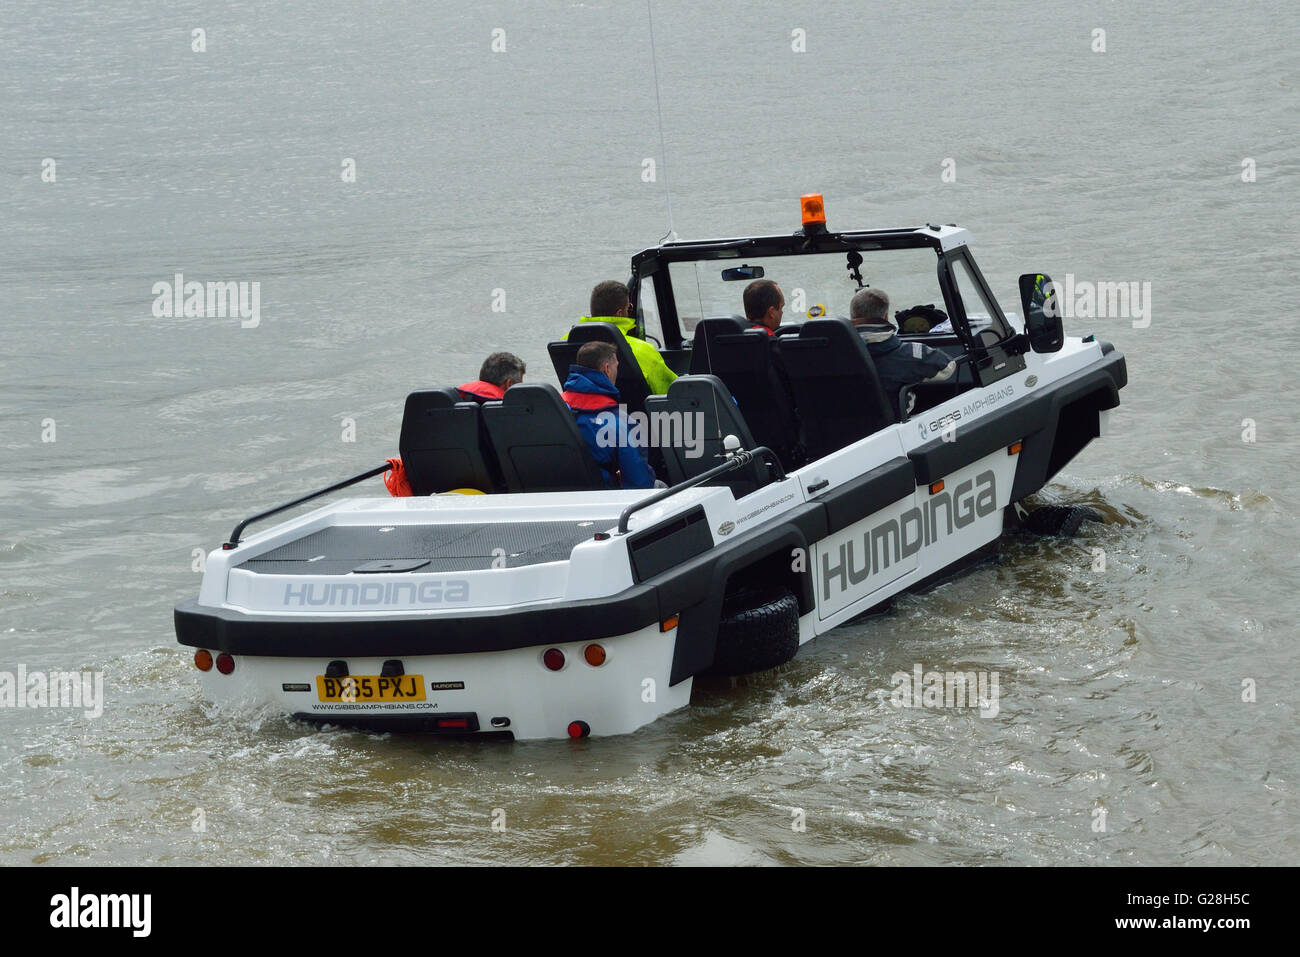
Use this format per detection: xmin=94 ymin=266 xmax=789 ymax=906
xmin=850 ymin=288 xmax=955 ymax=417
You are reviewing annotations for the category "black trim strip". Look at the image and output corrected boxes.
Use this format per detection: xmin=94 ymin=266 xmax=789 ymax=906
xmin=908 ymin=353 xmax=1126 ymax=485
xmin=291 ymin=713 xmax=499 ymax=736
xmin=813 ymin=457 xmax=915 ymax=535
xmin=1009 ymin=352 xmax=1127 ymax=501
xmin=627 ymin=506 xmax=712 ymax=582
xmin=664 ymin=519 xmax=815 ymax=686
xmin=175 ymin=588 xmax=660 ymax=658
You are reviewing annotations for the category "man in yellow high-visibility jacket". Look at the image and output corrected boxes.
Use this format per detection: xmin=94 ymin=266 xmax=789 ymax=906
xmin=567 ymin=280 xmax=677 ymax=395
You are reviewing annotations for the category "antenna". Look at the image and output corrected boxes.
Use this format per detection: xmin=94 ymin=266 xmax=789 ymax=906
xmin=646 ymin=0 xmax=676 ymax=244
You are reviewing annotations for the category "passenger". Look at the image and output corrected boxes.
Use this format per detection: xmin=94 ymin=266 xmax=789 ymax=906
xmin=561 ymin=341 xmax=657 ymax=490
xmin=457 ymin=351 xmax=525 ymax=403
xmin=571 ymin=281 xmax=677 ymax=395
xmin=849 ymin=288 xmax=956 ymax=417
xmin=743 ymin=279 xmax=784 ymax=335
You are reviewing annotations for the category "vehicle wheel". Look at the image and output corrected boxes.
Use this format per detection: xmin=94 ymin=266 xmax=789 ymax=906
xmin=1021 ymin=504 xmax=1103 ymax=537
xmin=706 ymin=585 xmax=800 ymax=677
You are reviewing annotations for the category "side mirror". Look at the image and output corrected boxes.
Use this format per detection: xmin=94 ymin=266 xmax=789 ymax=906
xmin=1018 ymin=273 xmax=1064 ymax=353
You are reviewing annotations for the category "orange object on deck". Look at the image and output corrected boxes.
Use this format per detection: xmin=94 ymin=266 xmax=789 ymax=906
xmin=384 ymin=457 xmax=412 ymax=497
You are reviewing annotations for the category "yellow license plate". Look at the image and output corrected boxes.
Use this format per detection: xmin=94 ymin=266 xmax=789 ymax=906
xmin=315 ymin=675 xmax=426 ymax=702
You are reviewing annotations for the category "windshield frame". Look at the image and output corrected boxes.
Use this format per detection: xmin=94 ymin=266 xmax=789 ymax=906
xmin=629 ymin=228 xmax=977 ymax=349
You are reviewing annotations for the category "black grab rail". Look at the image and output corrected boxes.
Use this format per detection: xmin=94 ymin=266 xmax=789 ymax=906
xmin=223 ymin=462 xmax=393 ymax=549
xmin=617 ymin=445 xmax=786 ymax=535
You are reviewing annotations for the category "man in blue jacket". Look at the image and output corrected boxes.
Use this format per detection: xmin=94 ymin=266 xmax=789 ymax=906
xmin=561 ymin=341 xmax=657 ymax=489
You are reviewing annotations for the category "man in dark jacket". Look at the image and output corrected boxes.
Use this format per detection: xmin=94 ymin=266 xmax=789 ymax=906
xmin=850 ymin=288 xmax=955 ymax=418
xmin=457 ymin=351 xmax=525 ymax=403
xmin=561 ymin=341 xmax=657 ymax=489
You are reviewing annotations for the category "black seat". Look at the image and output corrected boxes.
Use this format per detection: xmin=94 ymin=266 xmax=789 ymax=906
xmin=687 ymin=317 xmax=804 ymax=470
xmin=687 ymin=316 xmax=746 ymax=373
xmin=547 ymin=322 xmax=654 ymax=415
xmin=480 ymin=384 xmax=608 ymax=492
xmin=399 ymin=388 xmax=503 ymax=494
xmin=644 ymin=375 xmax=772 ymax=497
xmin=776 ymin=318 xmax=895 ymax=461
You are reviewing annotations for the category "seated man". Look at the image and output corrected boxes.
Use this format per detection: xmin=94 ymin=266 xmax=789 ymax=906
xmin=457 ymin=351 xmax=525 ymax=403
xmin=743 ymin=279 xmax=784 ymax=335
xmin=849 ymin=288 xmax=956 ymax=417
xmin=569 ymin=280 xmax=677 ymax=395
xmin=561 ymin=341 xmax=657 ymax=489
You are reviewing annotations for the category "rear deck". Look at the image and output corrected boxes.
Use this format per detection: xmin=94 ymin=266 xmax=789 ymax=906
xmin=237 ymin=520 xmax=611 ymax=576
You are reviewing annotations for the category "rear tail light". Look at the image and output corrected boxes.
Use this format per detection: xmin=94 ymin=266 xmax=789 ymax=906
xmin=567 ymin=720 xmax=590 ymax=739
xmin=436 ymin=717 xmax=471 ymax=730
xmin=194 ymin=649 xmax=213 ymax=672
xmin=543 ymin=648 xmax=565 ymax=671
xmin=583 ymin=644 xmax=606 ymax=666
xmin=215 ymin=653 xmax=235 ymax=675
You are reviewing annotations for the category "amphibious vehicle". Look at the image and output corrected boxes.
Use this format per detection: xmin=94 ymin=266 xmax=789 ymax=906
xmin=175 ymin=197 xmax=1128 ymax=740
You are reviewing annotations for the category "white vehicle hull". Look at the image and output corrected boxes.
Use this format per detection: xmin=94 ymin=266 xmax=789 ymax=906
xmin=178 ymin=338 xmax=1126 ymax=740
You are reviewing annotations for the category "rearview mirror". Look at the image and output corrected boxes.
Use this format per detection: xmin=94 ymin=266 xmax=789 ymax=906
xmin=722 ymin=265 xmax=764 ymax=281
xmin=1018 ymin=273 xmax=1064 ymax=353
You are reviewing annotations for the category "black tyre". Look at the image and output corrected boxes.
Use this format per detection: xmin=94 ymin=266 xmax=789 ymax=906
xmin=706 ymin=585 xmax=800 ymax=677
xmin=1022 ymin=504 xmax=1103 ymax=537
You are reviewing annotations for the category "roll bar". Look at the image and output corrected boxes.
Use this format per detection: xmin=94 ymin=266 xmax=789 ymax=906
xmin=223 ymin=462 xmax=393 ymax=549
xmin=617 ymin=446 xmax=785 ymax=535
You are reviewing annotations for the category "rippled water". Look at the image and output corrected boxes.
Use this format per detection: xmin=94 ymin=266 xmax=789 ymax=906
xmin=2 ymin=0 xmax=1298 ymax=865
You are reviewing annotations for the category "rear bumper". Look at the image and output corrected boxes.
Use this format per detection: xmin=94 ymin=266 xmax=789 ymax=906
xmin=190 ymin=629 xmax=693 ymax=741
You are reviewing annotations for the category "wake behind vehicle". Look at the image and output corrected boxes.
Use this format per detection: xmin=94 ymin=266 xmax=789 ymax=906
xmin=175 ymin=196 xmax=1128 ymax=741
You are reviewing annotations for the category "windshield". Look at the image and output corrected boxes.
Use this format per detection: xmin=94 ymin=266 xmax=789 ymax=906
xmin=668 ymin=248 xmax=946 ymax=335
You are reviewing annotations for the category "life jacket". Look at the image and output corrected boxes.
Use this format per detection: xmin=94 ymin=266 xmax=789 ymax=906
xmin=456 ymin=380 xmax=506 ymax=403
xmin=561 ymin=365 xmax=655 ymax=489
xmin=749 ymin=323 xmax=776 ymax=336
xmin=561 ymin=363 xmax=619 ymax=412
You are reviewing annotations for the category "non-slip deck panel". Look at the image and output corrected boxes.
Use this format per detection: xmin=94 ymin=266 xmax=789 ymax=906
xmin=240 ymin=520 xmax=612 ymax=574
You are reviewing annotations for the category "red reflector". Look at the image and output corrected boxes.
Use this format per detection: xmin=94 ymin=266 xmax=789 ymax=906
xmin=215 ymin=652 xmax=235 ymax=675
xmin=567 ymin=720 xmax=590 ymax=739
xmin=437 ymin=718 xmax=469 ymax=729
xmin=543 ymin=648 xmax=565 ymax=671
xmin=1008 ymin=441 xmax=1023 ymax=455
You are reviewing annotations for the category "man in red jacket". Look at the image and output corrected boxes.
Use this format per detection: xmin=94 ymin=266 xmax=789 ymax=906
xmin=743 ymin=279 xmax=785 ymax=335
xmin=457 ymin=352 xmax=526 ymax=402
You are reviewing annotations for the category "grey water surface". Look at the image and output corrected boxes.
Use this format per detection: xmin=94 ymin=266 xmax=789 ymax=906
xmin=1 ymin=0 xmax=1297 ymax=864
